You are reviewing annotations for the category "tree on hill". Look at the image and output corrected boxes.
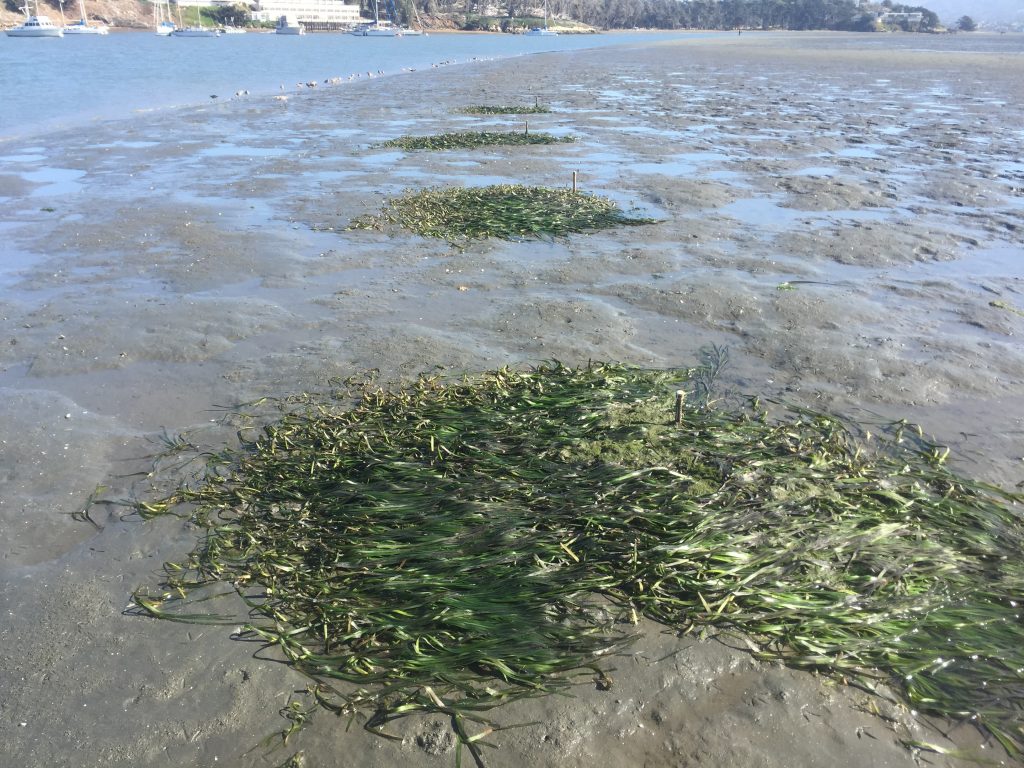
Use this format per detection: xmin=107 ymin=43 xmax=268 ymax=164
xmin=957 ymin=15 xmax=977 ymax=30
xmin=405 ymin=0 xmax=946 ymax=32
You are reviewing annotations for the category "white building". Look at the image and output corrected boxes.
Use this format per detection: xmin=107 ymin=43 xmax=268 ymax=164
xmin=249 ymin=0 xmax=362 ymax=24
xmin=878 ymin=12 xmax=924 ymax=23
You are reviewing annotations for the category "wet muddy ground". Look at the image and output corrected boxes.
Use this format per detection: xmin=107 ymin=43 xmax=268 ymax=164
xmin=1 ymin=32 xmax=1022 ymax=768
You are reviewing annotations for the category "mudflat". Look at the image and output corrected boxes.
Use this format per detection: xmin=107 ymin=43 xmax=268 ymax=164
xmin=1 ymin=31 xmax=1022 ymax=768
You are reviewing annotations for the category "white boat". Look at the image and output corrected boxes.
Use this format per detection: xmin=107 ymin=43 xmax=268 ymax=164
xmin=171 ymin=26 xmax=220 ymax=37
xmin=352 ymin=22 xmax=398 ymax=36
xmin=5 ymin=14 xmax=63 ymax=37
xmin=170 ymin=5 xmax=219 ymax=36
xmin=350 ymin=0 xmax=398 ymax=36
xmin=61 ymin=0 xmax=108 ymax=35
xmin=63 ymin=19 xmax=108 ymax=34
xmin=525 ymin=0 xmax=558 ymax=35
xmin=275 ymin=15 xmax=304 ymax=34
xmin=153 ymin=0 xmax=175 ymax=35
xmin=6 ymin=3 xmax=63 ymax=37
xmin=220 ymin=25 xmax=246 ymax=34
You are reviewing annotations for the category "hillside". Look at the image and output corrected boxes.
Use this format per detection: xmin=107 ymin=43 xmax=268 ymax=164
xmin=3 ymin=0 xmax=952 ymax=32
xmin=2 ymin=0 xmax=151 ymax=28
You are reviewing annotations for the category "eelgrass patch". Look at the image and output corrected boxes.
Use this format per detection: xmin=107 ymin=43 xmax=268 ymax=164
xmin=348 ymin=184 xmax=656 ymax=242
xmin=131 ymin=362 xmax=1024 ymax=760
xmin=460 ymin=104 xmax=551 ymax=115
xmin=375 ymin=131 xmax=574 ymax=152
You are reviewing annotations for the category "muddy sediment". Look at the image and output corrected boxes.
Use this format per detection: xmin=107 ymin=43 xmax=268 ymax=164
xmin=1 ymin=32 xmax=1022 ymax=768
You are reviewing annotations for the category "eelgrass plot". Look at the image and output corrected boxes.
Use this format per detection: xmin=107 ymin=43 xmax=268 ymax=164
xmin=460 ymin=105 xmax=551 ymax=115
xmin=375 ymin=131 xmax=574 ymax=152
xmin=348 ymin=184 xmax=656 ymax=242
xmin=132 ymin=363 xmax=1024 ymax=759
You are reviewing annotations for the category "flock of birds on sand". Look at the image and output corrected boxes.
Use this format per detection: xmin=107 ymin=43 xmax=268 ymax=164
xmin=203 ymin=57 xmax=482 ymax=101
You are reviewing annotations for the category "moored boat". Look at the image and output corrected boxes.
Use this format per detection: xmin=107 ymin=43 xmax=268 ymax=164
xmin=6 ymin=3 xmax=63 ymax=37
xmin=275 ymin=15 xmax=305 ymax=34
xmin=153 ymin=0 xmax=175 ymax=35
xmin=171 ymin=26 xmax=220 ymax=37
xmin=62 ymin=0 xmax=109 ymax=35
xmin=63 ymin=20 xmax=109 ymax=34
xmin=525 ymin=0 xmax=558 ymax=35
xmin=350 ymin=0 xmax=400 ymax=36
xmin=351 ymin=22 xmax=398 ymax=36
xmin=169 ymin=4 xmax=218 ymax=37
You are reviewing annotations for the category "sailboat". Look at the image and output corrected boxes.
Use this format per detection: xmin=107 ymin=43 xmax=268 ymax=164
xmin=525 ymin=0 xmax=558 ymax=35
xmin=220 ymin=17 xmax=246 ymax=34
xmin=62 ymin=0 xmax=109 ymax=34
xmin=170 ymin=3 xmax=220 ymax=36
xmin=154 ymin=1 xmax=175 ymax=36
xmin=5 ymin=1 xmax=64 ymax=37
xmin=171 ymin=25 xmax=219 ymax=37
xmin=350 ymin=0 xmax=399 ymax=36
xmin=399 ymin=2 xmax=424 ymax=35
xmin=153 ymin=0 xmax=175 ymax=35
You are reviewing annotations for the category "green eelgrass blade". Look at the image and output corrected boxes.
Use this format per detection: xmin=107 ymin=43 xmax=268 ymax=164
xmin=133 ymin=362 xmax=1024 ymax=757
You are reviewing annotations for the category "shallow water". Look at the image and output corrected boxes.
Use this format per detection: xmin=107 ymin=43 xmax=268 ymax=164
xmin=0 ymin=29 xmax=707 ymax=138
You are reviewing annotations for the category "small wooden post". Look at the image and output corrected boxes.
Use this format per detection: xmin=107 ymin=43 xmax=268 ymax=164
xmin=524 ymin=120 xmax=529 ymax=136
xmin=572 ymin=170 xmax=577 ymax=193
xmin=674 ymin=390 xmax=685 ymax=426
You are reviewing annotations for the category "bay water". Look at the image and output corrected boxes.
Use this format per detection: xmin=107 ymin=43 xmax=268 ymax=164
xmin=0 ymin=29 xmax=701 ymax=140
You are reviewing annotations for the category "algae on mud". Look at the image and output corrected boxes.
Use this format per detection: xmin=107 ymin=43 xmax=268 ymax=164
xmin=132 ymin=363 xmax=1024 ymax=759
xmin=347 ymin=185 xmax=656 ymax=242
xmin=376 ymin=131 xmax=574 ymax=151
xmin=459 ymin=105 xmax=552 ymax=115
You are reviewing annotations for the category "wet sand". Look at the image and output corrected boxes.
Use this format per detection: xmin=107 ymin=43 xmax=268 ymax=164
xmin=1 ymin=31 xmax=1023 ymax=767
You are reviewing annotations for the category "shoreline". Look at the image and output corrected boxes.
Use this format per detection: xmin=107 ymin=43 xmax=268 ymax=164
xmin=0 ymin=30 xmax=718 ymax=141
xmin=2 ymin=32 xmax=1023 ymax=767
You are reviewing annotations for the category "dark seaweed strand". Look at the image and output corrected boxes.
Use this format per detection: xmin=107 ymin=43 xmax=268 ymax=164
xmin=133 ymin=363 xmax=1024 ymax=756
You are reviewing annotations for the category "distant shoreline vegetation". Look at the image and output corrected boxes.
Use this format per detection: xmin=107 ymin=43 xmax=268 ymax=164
xmin=0 ymin=0 xmax=948 ymax=34
xmin=452 ymin=0 xmax=943 ymax=33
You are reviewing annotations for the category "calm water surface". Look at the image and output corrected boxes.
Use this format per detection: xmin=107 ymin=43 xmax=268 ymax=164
xmin=3 ymin=30 xmax=1020 ymax=140
xmin=0 ymin=30 xmax=703 ymax=139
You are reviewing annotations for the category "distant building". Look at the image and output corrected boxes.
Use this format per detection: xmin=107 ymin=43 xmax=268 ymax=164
xmin=249 ymin=0 xmax=362 ymax=25
xmin=878 ymin=12 xmax=924 ymax=24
